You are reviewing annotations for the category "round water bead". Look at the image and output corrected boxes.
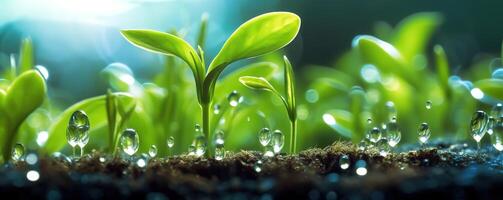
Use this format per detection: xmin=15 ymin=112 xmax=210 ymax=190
xmin=491 ymin=103 xmax=503 ymax=118
xmin=69 ymin=110 xmax=90 ymax=128
xmin=167 ymin=136 xmax=175 ymax=148
xmin=385 ymin=121 xmax=401 ymax=147
xmin=194 ymin=124 xmax=201 ymax=133
xmin=368 ymin=127 xmax=382 ymax=143
xmin=491 ymin=117 xmax=503 ymax=151
xmin=215 ymin=144 xmax=225 ymax=161
xmin=425 ymin=100 xmax=432 ymax=110
xmin=67 ymin=110 xmax=90 ymax=151
xmin=194 ymin=135 xmax=207 ymax=157
xmin=120 ymin=129 xmax=139 ymax=156
xmin=258 ymin=128 xmax=272 ymax=147
xmin=385 ymin=101 xmax=397 ymax=121
xmin=188 ymin=145 xmax=196 ymax=156
xmin=227 ymin=90 xmax=243 ymax=107
xmin=66 ymin=125 xmax=79 ymax=148
xmin=418 ymin=122 xmax=431 ymax=144
xmin=377 ymin=138 xmax=390 ymax=157
xmin=271 ymin=130 xmax=285 ymax=154
xmin=215 ymin=130 xmax=225 ymax=145
xmin=339 ymin=154 xmax=350 ymax=170
xmin=470 ymin=110 xmax=489 ymax=142
xmin=148 ymin=145 xmax=158 ymax=158
xmin=12 ymin=143 xmax=25 ymax=161
xmin=213 ymin=104 xmax=221 ymax=115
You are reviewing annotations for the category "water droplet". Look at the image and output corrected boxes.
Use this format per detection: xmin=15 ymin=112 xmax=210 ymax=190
xmin=136 ymin=156 xmax=147 ymax=168
xmin=99 ymin=157 xmax=106 ymax=163
xmin=227 ymin=90 xmax=243 ymax=107
xmin=355 ymin=160 xmax=367 ymax=176
xmin=492 ymin=68 xmax=503 ymax=79
xmin=367 ymin=127 xmax=381 ymax=143
xmin=491 ymin=117 xmax=503 ymax=151
xmin=148 ymin=145 xmax=158 ymax=158
xmin=491 ymin=103 xmax=503 ymax=118
xmin=367 ymin=118 xmax=373 ymax=124
xmin=386 ymin=101 xmax=397 ymax=121
xmin=194 ymin=135 xmax=207 ymax=157
xmin=120 ymin=129 xmax=139 ymax=156
xmin=425 ymin=100 xmax=432 ymax=110
xmin=254 ymin=160 xmax=263 ymax=173
xmin=67 ymin=110 xmax=90 ymax=157
xmin=385 ymin=120 xmax=401 ymax=147
xmin=36 ymin=131 xmax=49 ymax=147
xmin=215 ymin=144 xmax=225 ymax=161
xmin=12 ymin=143 xmax=25 ymax=161
xmin=167 ymin=136 xmax=175 ymax=148
xmin=194 ymin=124 xmax=201 ymax=133
xmin=213 ymin=104 xmax=221 ymax=114
xmin=487 ymin=117 xmax=495 ymax=135
xmin=470 ymin=110 xmax=489 ymax=143
xmin=26 ymin=170 xmax=40 ymax=182
xmin=271 ymin=130 xmax=284 ymax=154
xmin=26 ymin=153 xmax=38 ymax=165
xmin=377 ymin=138 xmax=390 ymax=157
xmin=471 ymin=88 xmax=484 ymax=100
xmin=357 ymin=140 xmax=366 ymax=151
xmin=258 ymin=128 xmax=272 ymax=147
xmin=418 ymin=122 xmax=431 ymax=145
xmin=188 ymin=145 xmax=196 ymax=155
xmin=215 ymin=130 xmax=225 ymax=145
xmin=339 ymin=155 xmax=350 ymax=170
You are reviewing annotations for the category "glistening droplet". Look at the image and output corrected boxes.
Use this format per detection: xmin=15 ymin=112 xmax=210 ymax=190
xmin=167 ymin=136 xmax=175 ymax=148
xmin=215 ymin=144 xmax=225 ymax=161
xmin=258 ymin=128 xmax=272 ymax=147
xmin=491 ymin=103 xmax=503 ymax=118
xmin=368 ymin=127 xmax=381 ymax=143
xmin=120 ymin=129 xmax=139 ymax=156
xmin=418 ymin=122 xmax=430 ymax=145
xmin=425 ymin=100 xmax=432 ymax=110
xmin=148 ymin=145 xmax=158 ymax=158
xmin=227 ymin=90 xmax=243 ymax=107
xmin=215 ymin=130 xmax=225 ymax=145
xmin=271 ymin=130 xmax=285 ymax=154
xmin=385 ymin=120 xmax=401 ymax=147
xmin=339 ymin=154 xmax=350 ymax=170
xmin=194 ymin=135 xmax=207 ymax=157
xmin=12 ymin=143 xmax=25 ymax=161
xmin=377 ymin=138 xmax=390 ymax=157
xmin=491 ymin=117 xmax=503 ymax=151
xmin=470 ymin=110 xmax=489 ymax=143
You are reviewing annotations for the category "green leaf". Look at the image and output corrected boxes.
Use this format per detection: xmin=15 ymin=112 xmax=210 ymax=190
xmin=120 ymin=29 xmax=204 ymax=101
xmin=434 ymin=45 xmax=450 ymax=96
xmin=196 ymin=13 xmax=208 ymax=49
xmin=322 ymin=110 xmax=353 ymax=138
xmin=239 ymin=76 xmax=277 ymax=92
xmin=204 ymin=12 xmax=301 ymax=103
xmin=4 ymin=70 xmax=46 ymax=127
xmin=101 ymin=63 xmax=136 ymax=92
xmin=283 ymin=56 xmax=296 ymax=121
xmin=349 ymin=86 xmax=366 ymax=143
xmin=106 ymin=90 xmax=117 ymax=150
xmin=392 ymin=12 xmax=442 ymax=62
xmin=353 ymin=35 xmax=405 ymax=70
xmin=208 ymin=12 xmax=300 ymax=72
xmin=474 ymin=79 xmax=503 ymax=100
xmin=18 ymin=38 xmax=34 ymax=74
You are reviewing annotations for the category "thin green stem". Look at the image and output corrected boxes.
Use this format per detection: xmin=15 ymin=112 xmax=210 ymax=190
xmin=289 ymin=119 xmax=297 ymax=154
xmin=201 ymin=103 xmax=211 ymax=157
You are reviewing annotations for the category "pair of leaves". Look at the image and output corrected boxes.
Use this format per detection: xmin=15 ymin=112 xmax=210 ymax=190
xmin=0 ymin=70 xmax=46 ymax=160
xmin=121 ymin=12 xmax=301 ymax=106
xmin=239 ymin=56 xmax=296 ymax=121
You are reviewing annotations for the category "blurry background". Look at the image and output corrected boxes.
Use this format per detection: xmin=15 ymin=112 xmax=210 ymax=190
xmin=1 ymin=0 xmax=502 ymax=106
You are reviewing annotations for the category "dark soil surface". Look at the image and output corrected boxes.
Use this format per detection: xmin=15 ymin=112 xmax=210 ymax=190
xmin=1 ymin=141 xmax=503 ymax=199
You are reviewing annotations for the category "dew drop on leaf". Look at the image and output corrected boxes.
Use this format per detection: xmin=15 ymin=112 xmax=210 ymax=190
xmin=213 ymin=104 xmax=221 ymax=114
xmin=470 ymin=110 xmax=489 ymax=143
xmin=227 ymin=90 xmax=243 ymax=107
xmin=385 ymin=120 xmax=401 ymax=147
xmin=120 ymin=129 xmax=139 ymax=156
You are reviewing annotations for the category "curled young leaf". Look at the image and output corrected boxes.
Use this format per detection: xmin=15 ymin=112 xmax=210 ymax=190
xmin=283 ymin=56 xmax=296 ymax=121
xmin=239 ymin=76 xmax=276 ymax=92
xmin=19 ymin=38 xmax=34 ymax=74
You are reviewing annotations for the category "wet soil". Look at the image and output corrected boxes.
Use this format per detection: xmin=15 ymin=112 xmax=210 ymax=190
xmin=1 ymin=141 xmax=502 ymax=199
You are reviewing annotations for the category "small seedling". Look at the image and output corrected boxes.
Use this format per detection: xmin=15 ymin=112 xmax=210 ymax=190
xmin=121 ymin=12 xmax=301 ymax=156
xmin=239 ymin=56 xmax=298 ymax=154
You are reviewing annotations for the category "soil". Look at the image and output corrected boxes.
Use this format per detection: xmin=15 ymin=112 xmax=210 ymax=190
xmin=1 ymin=141 xmax=502 ymax=199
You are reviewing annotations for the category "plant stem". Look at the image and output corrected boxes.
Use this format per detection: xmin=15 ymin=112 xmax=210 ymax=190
xmin=289 ymin=119 xmax=297 ymax=154
xmin=201 ymin=103 xmax=211 ymax=157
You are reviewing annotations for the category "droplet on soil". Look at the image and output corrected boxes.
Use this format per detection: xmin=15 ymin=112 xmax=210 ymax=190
xmin=148 ymin=145 xmax=158 ymax=158
xmin=120 ymin=129 xmax=139 ymax=156
xmin=271 ymin=130 xmax=284 ymax=154
xmin=339 ymin=154 xmax=350 ymax=170
xmin=258 ymin=128 xmax=272 ymax=147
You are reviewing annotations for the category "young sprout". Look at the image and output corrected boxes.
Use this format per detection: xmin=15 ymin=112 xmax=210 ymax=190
xmin=121 ymin=12 xmax=301 ymax=157
xmin=239 ymin=56 xmax=298 ymax=154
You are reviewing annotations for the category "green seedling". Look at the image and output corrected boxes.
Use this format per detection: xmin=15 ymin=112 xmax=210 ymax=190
xmin=0 ymin=70 xmax=46 ymax=162
xmin=120 ymin=12 xmax=300 ymax=156
xmin=239 ymin=56 xmax=298 ymax=154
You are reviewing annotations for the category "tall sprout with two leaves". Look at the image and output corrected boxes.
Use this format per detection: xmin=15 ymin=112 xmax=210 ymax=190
xmin=121 ymin=12 xmax=300 ymax=157
xmin=239 ymin=56 xmax=298 ymax=154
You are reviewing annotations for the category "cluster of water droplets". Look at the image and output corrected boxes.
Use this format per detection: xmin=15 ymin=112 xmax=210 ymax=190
xmin=66 ymin=110 xmax=90 ymax=157
xmin=214 ymin=130 xmax=225 ymax=160
xmin=469 ymin=103 xmax=503 ymax=151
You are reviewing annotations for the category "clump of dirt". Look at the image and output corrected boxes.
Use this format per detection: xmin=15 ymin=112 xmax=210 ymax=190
xmin=1 ymin=141 xmax=502 ymax=199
